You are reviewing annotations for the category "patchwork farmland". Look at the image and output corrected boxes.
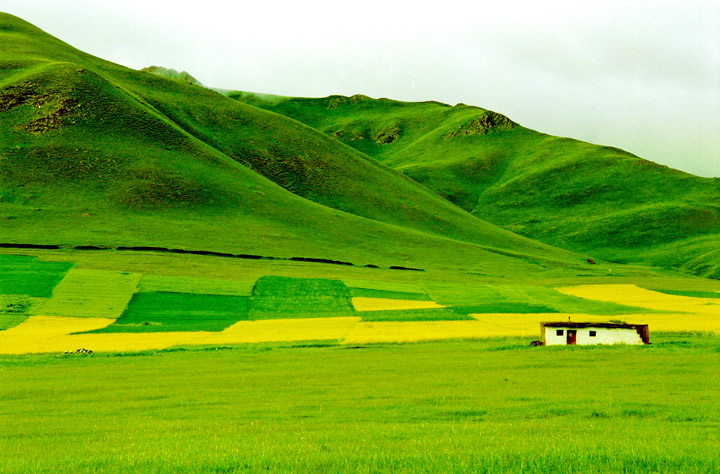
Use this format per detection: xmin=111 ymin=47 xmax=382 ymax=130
xmin=1 ymin=251 xmax=719 ymax=354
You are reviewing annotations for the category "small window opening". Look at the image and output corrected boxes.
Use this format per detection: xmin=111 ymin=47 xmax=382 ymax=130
xmin=556 ymin=329 xmax=564 ymax=336
xmin=589 ymin=330 xmax=597 ymax=337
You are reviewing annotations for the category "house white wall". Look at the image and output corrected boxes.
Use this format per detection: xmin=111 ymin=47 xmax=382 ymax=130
xmin=543 ymin=326 xmax=643 ymax=345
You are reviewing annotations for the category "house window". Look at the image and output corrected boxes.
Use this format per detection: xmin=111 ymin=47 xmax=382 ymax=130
xmin=589 ymin=331 xmax=597 ymax=337
xmin=556 ymin=329 xmax=564 ymax=336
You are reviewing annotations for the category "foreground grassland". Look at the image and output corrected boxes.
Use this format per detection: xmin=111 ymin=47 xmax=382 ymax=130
xmin=1 ymin=336 xmax=718 ymax=474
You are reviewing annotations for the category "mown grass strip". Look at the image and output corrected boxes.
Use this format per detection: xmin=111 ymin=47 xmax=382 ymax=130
xmin=343 ymin=279 xmax=426 ymax=294
xmin=139 ymin=274 xmax=254 ymax=296
xmin=649 ymin=289 xmax=720 ymax=299
xmin=359 ymin=308 xmax=471 ymax=322
xmin=348 ymin=287 xmax=430 ymax=300
xmin=453 ymin=302 xmax=558 ymax=314
xmin=351 ymin=297 xmax=444 ymax=312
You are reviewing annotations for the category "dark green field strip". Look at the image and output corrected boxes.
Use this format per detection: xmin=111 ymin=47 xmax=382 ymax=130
xmin=359 ymin=308 xmax=472 ymax=321
xmin=451 ymin=302 xmax=559 ymax=314
xmin=424 ymin=282 xmax=661 ymax=315
xmin=250 ymin=276 xmax=354 ymax=319
xmin=92 ymin=292 xmax=249 ymax=332
xmin=0 ymin=295 xmax=46 ymax=330
xmin=0 ymin=254 xmax=73 ymax=297
xmin=649 ymin=289 xmax=720 ymax=299
xmin=0 ymin=313 xmax=28 ymax=331
xmin=348 ymin=287 xmax=431 ymax=300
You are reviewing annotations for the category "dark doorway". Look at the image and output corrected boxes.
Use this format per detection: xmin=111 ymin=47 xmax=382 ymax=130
xmin=567 ymin=330 xmax=577 ymax=345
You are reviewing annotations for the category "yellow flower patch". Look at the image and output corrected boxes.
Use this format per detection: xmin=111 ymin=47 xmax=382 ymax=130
xmin=0 ymin=315 xmax=213 ymax=354
xmin=555 ymin=284 xmax=720 ymax=333
xmin=351 ymin=297 xmax=444 ymax=312
xmin=0 ymin=316 xmax=361 ymax=355
xmin=468 ymin=313 xmax=601 ymax=337
xmin=195 ymin=317 xmax=361 ymax=345
xmin=557 ymin=284 xmax=720 ymax=314
xmin=344 ymin=320 xmax=489 ymax=344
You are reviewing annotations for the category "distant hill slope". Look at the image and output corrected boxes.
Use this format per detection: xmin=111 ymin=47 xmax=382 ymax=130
xmin=140 ymin=65 xmax=204 ymax=86
xmin=228 ymin=93 xmax=720 ymax=278
xmin=0 ymin=13 xmax=584 ymax=274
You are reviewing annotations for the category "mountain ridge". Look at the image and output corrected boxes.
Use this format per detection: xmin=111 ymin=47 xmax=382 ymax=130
xmin=227 ymin=92 xmax=720 ymax=278
xmin=0 ymin=12 xmax=585 ymax=276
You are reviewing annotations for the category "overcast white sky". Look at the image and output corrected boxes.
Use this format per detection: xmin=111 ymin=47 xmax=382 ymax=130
xmin=2 ymin=0 xmax=719 ymax=177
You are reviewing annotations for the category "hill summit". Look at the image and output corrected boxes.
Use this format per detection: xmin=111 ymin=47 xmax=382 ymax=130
xmin=140 ymin=65 xmax=204 ymax=86
xmin=0 ymin=12 xmax=587 ymax=276
xmin=227 ymin=92 xmax=720 ymax=279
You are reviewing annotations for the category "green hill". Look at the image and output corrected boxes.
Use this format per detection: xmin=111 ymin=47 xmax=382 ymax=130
xmin=140 ymin=65 xmax=204 ymax=86
xmin=0 ymin=13 xmax=585 ymax=274
xmin=228 ymin=93 xmax=720 ymax=278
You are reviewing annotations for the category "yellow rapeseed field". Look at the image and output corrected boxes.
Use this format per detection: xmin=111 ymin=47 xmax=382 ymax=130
xmin=343 ymin=320 xmax=490 ymax=344
xmin=468 ymin=313 xmax=603 ymax=338
xmin=0 ymin=315 xmax=211 ymax=354
xmin=0 ymin=316 xmax=361 ymax=355
xmin=556 ymin=284 xmax=720 ymax=333
xmin=194 ymin=317 xmax=361 ymax=345
xmin=351 ymin=297 xmax=444 ymax=312
xmin=2 ymin=284 xmax=717 ymax=354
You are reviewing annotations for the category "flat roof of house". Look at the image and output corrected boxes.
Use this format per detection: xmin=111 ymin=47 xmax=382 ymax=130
xmin=541 ymin=322 xmax=648 ymax=330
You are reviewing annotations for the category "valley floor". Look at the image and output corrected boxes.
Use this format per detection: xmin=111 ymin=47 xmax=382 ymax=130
xmin=1 ymin=336 xmax=718 ymax=474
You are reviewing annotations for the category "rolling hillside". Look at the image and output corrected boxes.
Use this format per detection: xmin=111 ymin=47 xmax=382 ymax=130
xmin=0 ymin=13 xmax=584 ymax=274
xmin=229 ymin=93 xmax=720 ymax=278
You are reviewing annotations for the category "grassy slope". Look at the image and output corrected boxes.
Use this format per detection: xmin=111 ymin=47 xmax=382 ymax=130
xmin=231 ymin=93 xmax=720 ymax=278
xmin=0 ymin=13 xmax=581 ymax=274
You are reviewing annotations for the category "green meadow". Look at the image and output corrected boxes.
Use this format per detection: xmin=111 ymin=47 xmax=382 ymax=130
xmin=1 ymin=336 xmax=718 ymax=474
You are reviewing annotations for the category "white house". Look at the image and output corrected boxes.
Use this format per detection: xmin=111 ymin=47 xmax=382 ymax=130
xmin=540 ymin=322 xmax=650 ymax=346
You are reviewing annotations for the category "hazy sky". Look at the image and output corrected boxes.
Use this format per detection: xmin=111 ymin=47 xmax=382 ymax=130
xmin=3 ymin=0 xmax=719 ymax=177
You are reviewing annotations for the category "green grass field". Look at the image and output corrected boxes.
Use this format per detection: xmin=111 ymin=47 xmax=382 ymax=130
xmin=0 ymin=254 xmax=72 ymax=297
xmin=0 ymin=254 xmax=73 ymax=329
xmin=1 ymin=336 xmax=718 ymax=474
xmin=250 ymin=276 xmax=354 ymax=319
xmin=92 ymin=291 xmax=250 ymax=332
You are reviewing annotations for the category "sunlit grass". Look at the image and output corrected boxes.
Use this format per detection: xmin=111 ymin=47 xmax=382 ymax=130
xmin=1 ymin=336 xmax=718 ymax=473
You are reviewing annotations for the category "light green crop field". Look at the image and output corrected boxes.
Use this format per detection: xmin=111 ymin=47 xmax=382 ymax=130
xmin=34 ymin=268 xmax=141 ymax=319
xmin=1 ymin=336 xmax=718 ymax=474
